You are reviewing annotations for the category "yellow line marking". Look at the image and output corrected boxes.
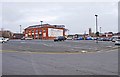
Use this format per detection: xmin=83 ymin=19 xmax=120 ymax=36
xmin=1 ymin=50 xmax=89 ymax=54
xmin=1 ymin=49 xmax=117 ymax=54
xmin=25 ymin=52 xmax=85 ymax=54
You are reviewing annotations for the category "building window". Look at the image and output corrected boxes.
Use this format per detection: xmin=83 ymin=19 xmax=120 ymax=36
xmin=25 ymin=34 xmax=28 ymax=37
xmin=36 ymin=30 xmax=38 ymax=33
xmin=39 ymin=32 xmax=42 ymax=34
xmin=32 ymin=30 xmax=34 ymax=33
xmin=40 ymin=30 xmax=42 ymax=32
xmin=43 ymin=29 xmax=46 ymax=33
xmin=43 ymin=33 xmax=46 ymax=37
xmin=28 ymin=33 xmax=31 ymax=35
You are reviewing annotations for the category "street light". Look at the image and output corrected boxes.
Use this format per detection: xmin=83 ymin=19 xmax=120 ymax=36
xmin=100 ymin=27 xmax=101 ymax=34
xmin=40 ymin=21 xmax=43 ymax=40
xmin=95 ymin=15 xmax=98 ymax=33
xmin=19 ymin=25 xmax=22 ymax=34
xmin=95 ymin=14 xmax=99 ymax=43
xmin=40 ymin=21 xmax=43 ymax=26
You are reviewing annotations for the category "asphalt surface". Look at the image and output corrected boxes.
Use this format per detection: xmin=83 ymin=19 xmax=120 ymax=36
xmin=2 ymin=40 xmax=118 ymax=53
xmin=0 ymin=44 xmax=2 ymax=76
xmin=1 ymin=40 xmax=119 ymax=75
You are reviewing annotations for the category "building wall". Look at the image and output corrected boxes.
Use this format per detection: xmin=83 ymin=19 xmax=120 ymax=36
xmin=24 ymin=26 xmax=65 ymax=40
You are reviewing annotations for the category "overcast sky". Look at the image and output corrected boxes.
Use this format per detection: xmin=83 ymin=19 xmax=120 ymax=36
xmin=1 ymin=2 xmax=118 ymax=34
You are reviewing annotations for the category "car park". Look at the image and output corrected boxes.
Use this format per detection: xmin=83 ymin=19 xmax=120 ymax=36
xmin=54 ymin=36 xmax=66 ymax=42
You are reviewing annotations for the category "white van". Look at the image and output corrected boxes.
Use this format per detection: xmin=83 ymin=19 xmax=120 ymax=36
xmin=0 ymin=37 xmax=5 ymax=43
xmin=0 ymin=37 xmax=8 ymax=43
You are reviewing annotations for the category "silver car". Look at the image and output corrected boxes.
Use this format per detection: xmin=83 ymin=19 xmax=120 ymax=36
xmin=115 ymin=39 xmax=120 ymax=45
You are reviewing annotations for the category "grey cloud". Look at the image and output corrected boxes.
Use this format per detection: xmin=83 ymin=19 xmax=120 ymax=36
xmin=2 ymin=2 xmax=118 ymax=34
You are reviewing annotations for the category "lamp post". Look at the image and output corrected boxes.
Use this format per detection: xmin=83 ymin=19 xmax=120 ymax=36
xmin=100 ymin=27 xmax=101 ymax=34
xmin=40 ymin=21 xmax=43 ymax=26
xmin=20 ymin=25 xmax=21 ymax=34
xmin=95 ymin=14 xmax=98 ymax=43
xmin=40 ymin=21 xmax=43 ymax=40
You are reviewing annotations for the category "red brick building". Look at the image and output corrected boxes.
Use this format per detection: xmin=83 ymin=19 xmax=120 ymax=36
xmin=24 ymin=24 xmax=67 ymax=40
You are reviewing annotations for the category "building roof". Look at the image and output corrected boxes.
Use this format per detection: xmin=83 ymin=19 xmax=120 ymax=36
xmin=25 ymin=24 xmax=65 ymax=29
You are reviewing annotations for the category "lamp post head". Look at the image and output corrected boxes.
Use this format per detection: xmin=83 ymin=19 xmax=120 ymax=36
xmin=40 ymin=21 xmax=43 ymax=26
xmin=40 ymin=21 xmax=43 ymax=23
xmin=95 ymin=15 xmax=98 ymax=17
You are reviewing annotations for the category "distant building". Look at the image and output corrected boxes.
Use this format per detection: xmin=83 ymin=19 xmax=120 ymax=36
xmin=89 ymin=28 xmax=92 ymax=36
xmin=114 ymin=32 xmax=120 ymax=36
xmin=12 ymin=33 xmax=24 ymax=39
xmin=24 ymin=24 xmax=67 ymax=40
xmin=105 ymin=32 xmax=113 ymax=37
xmin=0 ymin=31 xmax=2 ymax=37
xmin=99 ymin=32 xmax=113 ymax=38
xmin=0 ymin=30 xmax=13 ymax=38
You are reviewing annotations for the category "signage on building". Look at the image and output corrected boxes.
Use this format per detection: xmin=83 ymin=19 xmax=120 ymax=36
xmin=48 ymin=28 xmax=63 ymax=37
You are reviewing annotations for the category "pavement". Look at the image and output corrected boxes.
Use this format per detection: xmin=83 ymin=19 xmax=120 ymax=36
xmin=1 ymin=40 xmax=119 ymax=75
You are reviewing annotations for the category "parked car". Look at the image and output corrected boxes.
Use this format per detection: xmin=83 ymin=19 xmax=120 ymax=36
xmin=25 ymin=37 xmax=33 ymax=40
xmin=112 ymin=38 xmax=117 ymax=42
xmin=98 ymin=38 xmax=104 ymax=41
xmin=77 ymin=37 xmax=83 ymax=40
xmin=115 ymin=39 xmax=120 ymax=45
xmin=54 ymin=36 xmax=66 ymax=42
xmin=67 ymin=37 xmax=73 ymax=40
xmin=0 ymin=37 xmax=4 ymax=43
xmin=4 ymin=38 xmax=9 ymax=41
xmin=98 ymin=37 xmax=110 ymax=41
xmin=102 ymin=38 xmax=110 ymax=41
xmin=21 ymin=37 xmax=33 ymax=40
xmin=86 ymin=37 xmax=93 ymax=40
xmin=111 ymin=36 xmax=120 ymax=42
xmin=73 ymin=37 xmax=78 ymax=40
xmin=0 ymin=37 xmax=8 ymax=43
xmin=93 ymin=37 xmax=97 ymax=40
